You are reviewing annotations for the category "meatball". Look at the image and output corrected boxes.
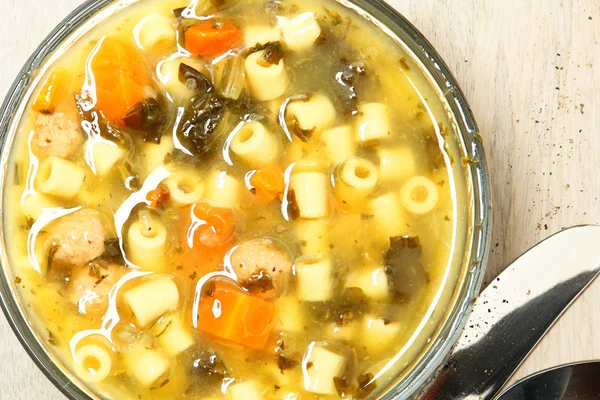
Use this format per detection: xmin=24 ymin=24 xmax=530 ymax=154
xmin=230 ymin=239 xmax=292 ymax=298
xmin=33 ymin=113 xmax=83 ymax=158
xmin=69 ymin=263 xmax=124 ymax=315
xmin=47 ymin=209 xmax=106 ymax=267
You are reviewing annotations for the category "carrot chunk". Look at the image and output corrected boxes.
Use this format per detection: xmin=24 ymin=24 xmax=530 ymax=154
xmin=198 ymin=281 xmax=276 ymax=350
xmin=250 ymin=167 xmax=285 ymax=203
xmin=184 ymin=20 xmax=243 ymax=59
xmin=90 ymin=37 xmax=150 ymax=124
xmin=32 ymin=67 xmax=70 ymax=113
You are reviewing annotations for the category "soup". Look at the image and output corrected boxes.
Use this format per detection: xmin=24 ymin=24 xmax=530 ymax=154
xmin=3 ymin=0 xmax=469 ymax=398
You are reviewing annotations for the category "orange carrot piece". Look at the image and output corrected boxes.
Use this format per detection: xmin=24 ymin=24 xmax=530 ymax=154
xmin=250 ymin=167 xmax=285 ymax=203
xmin=178 ymin=202 xmax=235 ymax=276
xmin=198 ymin=281 xmax=276 ymax=350
xmin=184 ymin=20 xmax=243 ymax=59
xmin=32 ymin=67 xmax=70 ymax=113
xmin=90 ymin=37 xmax=150 ymax=124
xmin=146 ymin=185 xmax=170 ymax=208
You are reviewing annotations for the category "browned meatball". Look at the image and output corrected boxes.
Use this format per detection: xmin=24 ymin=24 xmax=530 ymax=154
xmin=230 ymin=239 xmax=292 ymax=298
xmin=47 ymin=209 xmax=106 ymax=267
xmin=33 ymin=113 xmax=83 ymax=158
xmin=68 ymin=263 xmax=124 ymax=315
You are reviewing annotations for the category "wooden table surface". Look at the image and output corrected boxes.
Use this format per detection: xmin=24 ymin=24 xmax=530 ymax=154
xmin=1 ymin=0 xmax=599 ymax=398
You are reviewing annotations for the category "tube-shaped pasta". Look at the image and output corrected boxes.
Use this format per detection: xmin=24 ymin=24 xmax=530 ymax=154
xmin=156 ymin=315 xmax=195 ymax=356
xmin=399 ymin=176 xmax=439 ymax=215
xmin=126 ymin=218 xmax=168 ymax=271
xmin=20 ymin=193 xmax=57 ymax=220
xmin=368 ymin=192 xmax=410 ymax=241
xmin=228 ymin=380 xmax=264 ymax=400
xmin=295 ymin=255 xmax=333 ymax=302
xmin=320 ymin=125 xmax=355 ymax=164
xmin=287 ymin=94 xmax=336 ymax=134
xmin=345 ymin=266 xmax=391 ymax=302
xmin=74 ymin=344 xmax=113 ymax=383
xmin=303 ymin=344 xmax=346 ymax=394
xmin=124 ymin=348 xmax=171 ymax=387
xmin=334 ymin=157 xmax=379 ymax=212
xmin=230 ymin=121 xmax=280 ymax=168
xmin=356 ymin=103 xmax=391 ymax=142
xmin=294 ymin=218 xmax=330 ymax=255
xmin=90 ymin=140 xmax=125 ymax=177
xmin=123 ymin=277 xmax=179 ymax=328
xmin=165 ymin=170 xmax=204 ymax=206
xmin=141 ymin=135 xmax=174 ymax=177
xmin=245 ymin=50 xmax=289 ymax=101
xmin=36 ymin=156 xmax=85 ymax=199
xmin=244 ymin=25 xmax=282 ymax=47
xmin=205 ymin=170 xmax=242 ymax=207
xmin=158 ymin=58 xmax=208 ymax=104
xmin=378 ymin=147 xmax=416 ymax=182
xmin=361 ymin=315 xmax=404 ymax=354
xmin=279 ymin=13 xmax=321 ymax=52
xmin=135 ymin=14 xmax=176 ymax=51
xmin=289 ymin=171 xmax=330 ymax=219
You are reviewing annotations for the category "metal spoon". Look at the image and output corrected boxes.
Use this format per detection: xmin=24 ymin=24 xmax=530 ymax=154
xmin=495 ymin=360 xmax=600 ymax=400
xmin=422 ymin=225 xmax=600 ymax=399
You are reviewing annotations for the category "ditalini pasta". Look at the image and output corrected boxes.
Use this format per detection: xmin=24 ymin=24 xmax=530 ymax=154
xmin=230 ymin=121 xmax=280 ymax=167
xmin=5 ymin=0 xmax=466 ymax=398
xmin=400 ymin=175 xmax=440 ymax=214
xmin=245 ymin=50 xmax=289 ymax=101
xmin=35 ymin=156 xmax=85 ymax=199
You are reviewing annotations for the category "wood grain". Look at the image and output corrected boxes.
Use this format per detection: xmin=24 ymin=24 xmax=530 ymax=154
xmin=0 ymin=0 xmax=599 ymax=398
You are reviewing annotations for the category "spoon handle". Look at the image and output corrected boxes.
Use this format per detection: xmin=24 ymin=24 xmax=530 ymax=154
xmin=425 ymin=225 xmax=600 ymax=400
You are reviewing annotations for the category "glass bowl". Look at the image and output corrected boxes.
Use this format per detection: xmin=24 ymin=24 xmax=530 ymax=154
xmin=0 ymin=0 xmax=492 ymax=399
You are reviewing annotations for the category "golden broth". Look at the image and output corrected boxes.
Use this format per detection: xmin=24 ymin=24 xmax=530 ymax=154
xmin=3 ymin=0 xmax=469 ymax=399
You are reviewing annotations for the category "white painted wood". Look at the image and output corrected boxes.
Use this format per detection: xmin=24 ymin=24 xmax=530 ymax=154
xmin=0 ymin=0 xmax=598 ymax=398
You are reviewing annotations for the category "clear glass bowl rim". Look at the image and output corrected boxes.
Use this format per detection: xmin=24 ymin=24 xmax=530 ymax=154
xmin=0 ymin=1 xmax=492 ymax=399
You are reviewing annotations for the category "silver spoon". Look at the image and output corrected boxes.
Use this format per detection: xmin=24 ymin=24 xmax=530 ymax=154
xmin=495 ymin=360 xmax=600 ymax=399
xmin=421 ymin=225 xmax=600 ymax=399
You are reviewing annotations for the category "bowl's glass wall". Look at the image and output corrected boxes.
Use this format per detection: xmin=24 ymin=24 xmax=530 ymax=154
xmin=0 ymin=1 xmax=491 ymax=399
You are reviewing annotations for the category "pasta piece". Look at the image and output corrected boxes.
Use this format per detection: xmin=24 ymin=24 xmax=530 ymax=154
xmin=361 ymin=315 xmax=404 ymax=354
xmin=400 ymin=176 xmax=439 ymax=214
xmin=287 ymin=94 xmax=336 ymax=135
xmin=230 ymin=121 xmax=280 ymax=168
xmin=289 ymin=171 xmax=330 ymax=219
xmin=74 ymin=344 xmax=114 ymax=383
xmin=320 ymin=125 xmax=355 ymax=164
xmin=227 ymin=380 xmax=264 ymax=400
xmin=35 ymin=156 xmax=85 ymax=199
xmin=378 ymin=147 xmax=417 ymax=182
xmin=245 ymin=50 xmax=289 ymax=101
xmin=123 ymin=277 xmax=179 ymax=328
xmin=156 ymin=315 xmax=195 ymax=356
xmin=303 ymin=344 xmax=345 ymax=395
xmin=279 ymin=13 xmax=321 ymax=52
xmin=356 ymin=103 xmax=391 ymax=142
xmin=275 ymin=295 xmax=304 ymax=332
xmin=158 ymin=57 xmax=207 ymax=104
xmin=135 ymin=14 xmax=176 ymax=50
xmin=165 ymin=170 xmax=204 ymax=206
xmin=90 ymin=140 xmax=125 ymax=177
xmin=141 ymin=135 xmax=174 ymax=177
xmin=124 ymin=348 xmax=171 ymax=387
xmin=244 ymin=25 xmax=282 ymax=47
xmin=126 ymin=217 xmax=168 ymax=271
xmin=334 ymin=157 xmax=379 ymax=212
xmin=345 ymin=267 xmax=391 ymax=302
xmin=325 ymin=321 xmax=357 ymax=342
xmin=295 ymin=255 xmax=333 ymax=302
xmin=205 ymin=170 xmax=242 ymax=207
xmin=294 ymin=218 xmax=330 ymax=255
xmin=368 ymin=192 xmax=410 ymax=241
xmin=20 ymin=193 xmax=57 ymax=220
